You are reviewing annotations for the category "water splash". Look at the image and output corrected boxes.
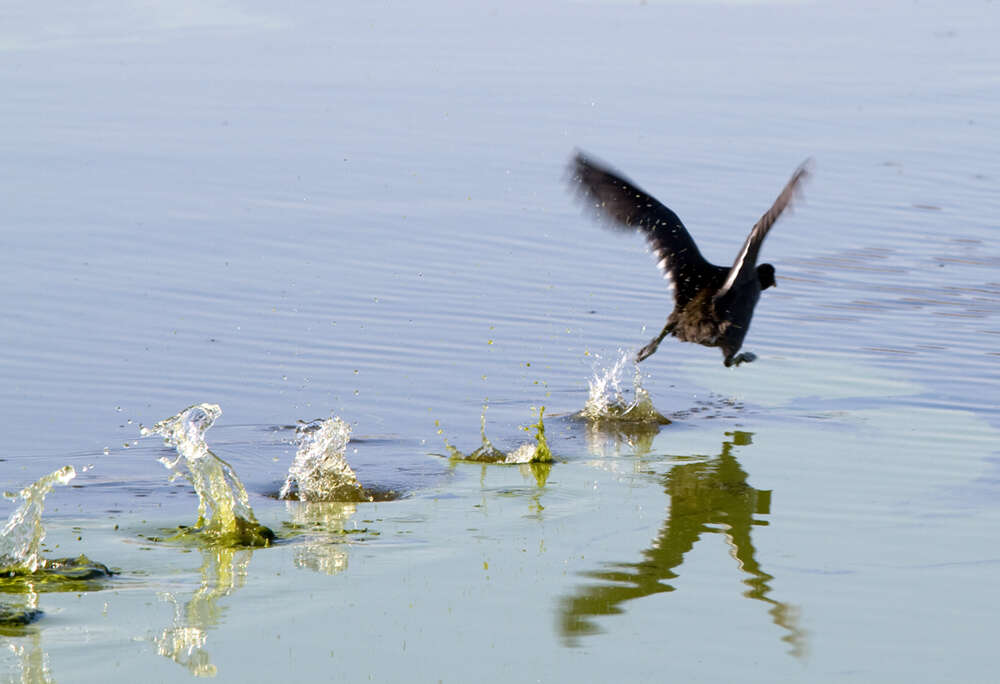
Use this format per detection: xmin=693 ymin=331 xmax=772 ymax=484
xmin=279 ymin=418 xmax=372 ymax=502
xmin=141 ymin=404 xmax=274 ymax=547
xmin=0 ymin=466 xmax=111 ymax=594
xmin=580 ymin=350 xmax=670 ymax=426
xmin=443 ymin=406 xmax=553 ymax=465
xmin=518 ymin=407 xmax=553 ymax=464
xmin=1 ymin=467 xmax=75 ymax=574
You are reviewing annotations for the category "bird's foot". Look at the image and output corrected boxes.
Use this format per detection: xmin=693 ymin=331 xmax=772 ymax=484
xmin=636 ymin=341 xmax=660 ymax=362
xmin=724 ymin=352 xmax=757 ymax=367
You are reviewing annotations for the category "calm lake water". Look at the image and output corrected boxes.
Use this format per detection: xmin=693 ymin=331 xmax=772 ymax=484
xmin=2 ymin=0 xmax=998 ymax=681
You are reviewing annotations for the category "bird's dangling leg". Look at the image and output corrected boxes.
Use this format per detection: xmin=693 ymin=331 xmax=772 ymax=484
xmin=637 ymin=320 xmax=674 ymax=362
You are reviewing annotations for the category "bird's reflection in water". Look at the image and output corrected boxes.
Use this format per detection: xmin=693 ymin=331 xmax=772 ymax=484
xmin=560 ymin=431 xmax=806 ymax=658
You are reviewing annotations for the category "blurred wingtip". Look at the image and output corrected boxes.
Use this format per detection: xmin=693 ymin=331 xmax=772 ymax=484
xmin=566 ymin=148 xmax=599 ymax=182
xmin=796 ymin=157 xmax=815 ymax=181
xmin=786 ymin=158 xmax=814 ymax=204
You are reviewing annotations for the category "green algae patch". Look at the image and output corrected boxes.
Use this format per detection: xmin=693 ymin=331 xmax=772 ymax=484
xmin=578 ymin=392 xmax=671 ymax=427
xmin=280 ymin=523 xmax=374 ymax=537
xmin=215 ymin=516 xmax=275 ymax=547
xmin=148 ymin=517 xmax=275 ymax=549
xmin=579 ymin=381 xmax=671 ymax=427
xmin=523 ymin=407 xmax=553 ymax=463
xmin=278 ymin=485 xmax=399 ymax=503
xmin=442 ymin=406 xmax=555 ymax=465
xmin=444 ymin=438 xmax=507 ymax=464
xmin=0 ymin=605 xmax=42 ymax=629
xmin=0 ymin=555 xmax=113 ymax=594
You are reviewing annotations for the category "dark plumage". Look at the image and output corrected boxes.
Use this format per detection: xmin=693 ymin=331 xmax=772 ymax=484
xmin=570 ymin=152 xmax=811 ymax=367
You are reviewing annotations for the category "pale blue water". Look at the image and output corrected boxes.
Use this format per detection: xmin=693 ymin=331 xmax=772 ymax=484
xmin=2 ymin=0 xmax=999 ymax=681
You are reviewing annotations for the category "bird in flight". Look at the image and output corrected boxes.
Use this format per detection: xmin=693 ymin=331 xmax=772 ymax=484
xmin=570 ymin=152 xmax=811 ymax=367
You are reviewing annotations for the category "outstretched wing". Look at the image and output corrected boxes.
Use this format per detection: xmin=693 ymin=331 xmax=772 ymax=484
xmin=715 ymin=159 xmax=812 ymax=300
xmin=569 ymin=151 xmax=720 ymax=308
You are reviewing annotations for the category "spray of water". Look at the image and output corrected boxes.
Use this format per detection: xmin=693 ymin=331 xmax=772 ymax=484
xmin=0 ymin=466 xmax=111 ymax=594
xmin=443 ymin=406 xmax=553 ymax=465
xmin=279 ymin=417 xmax=371 ymax=502
xmin=1 ymin=466 xmax=76 ymax=573
xmin=141 ymin=403 xmax=274 ymax=547
xmin=580 ymin=350 xmax=670 ymax=426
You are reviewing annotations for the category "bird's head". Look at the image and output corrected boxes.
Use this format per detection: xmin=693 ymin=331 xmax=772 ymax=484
xmin=758 ymin=263 xmax=776 ymax=290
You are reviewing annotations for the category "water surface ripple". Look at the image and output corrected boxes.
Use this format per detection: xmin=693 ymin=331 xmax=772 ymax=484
xmin=1 ymin=0 xmax=998 ymax=681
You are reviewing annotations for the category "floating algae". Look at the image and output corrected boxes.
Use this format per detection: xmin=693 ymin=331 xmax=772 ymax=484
xmin=0 ymin=585 xmax=43 ymax=636
xmin=579 ymin=350 xmax=670 ymax=427
xmin=0 ymin=466 xmax=111 ymax=597
xmin=279 ymin=417 xmax=372 ymax=502
xmin=443 ymin=406 xmax=553 ymax=465
xmin=141 ymin=404 xmax=274 ymax=547
xmin=0 ymin=601 xmax=42 ymax=631
xmin=520 ymin=407 xmax=553 ymax=464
